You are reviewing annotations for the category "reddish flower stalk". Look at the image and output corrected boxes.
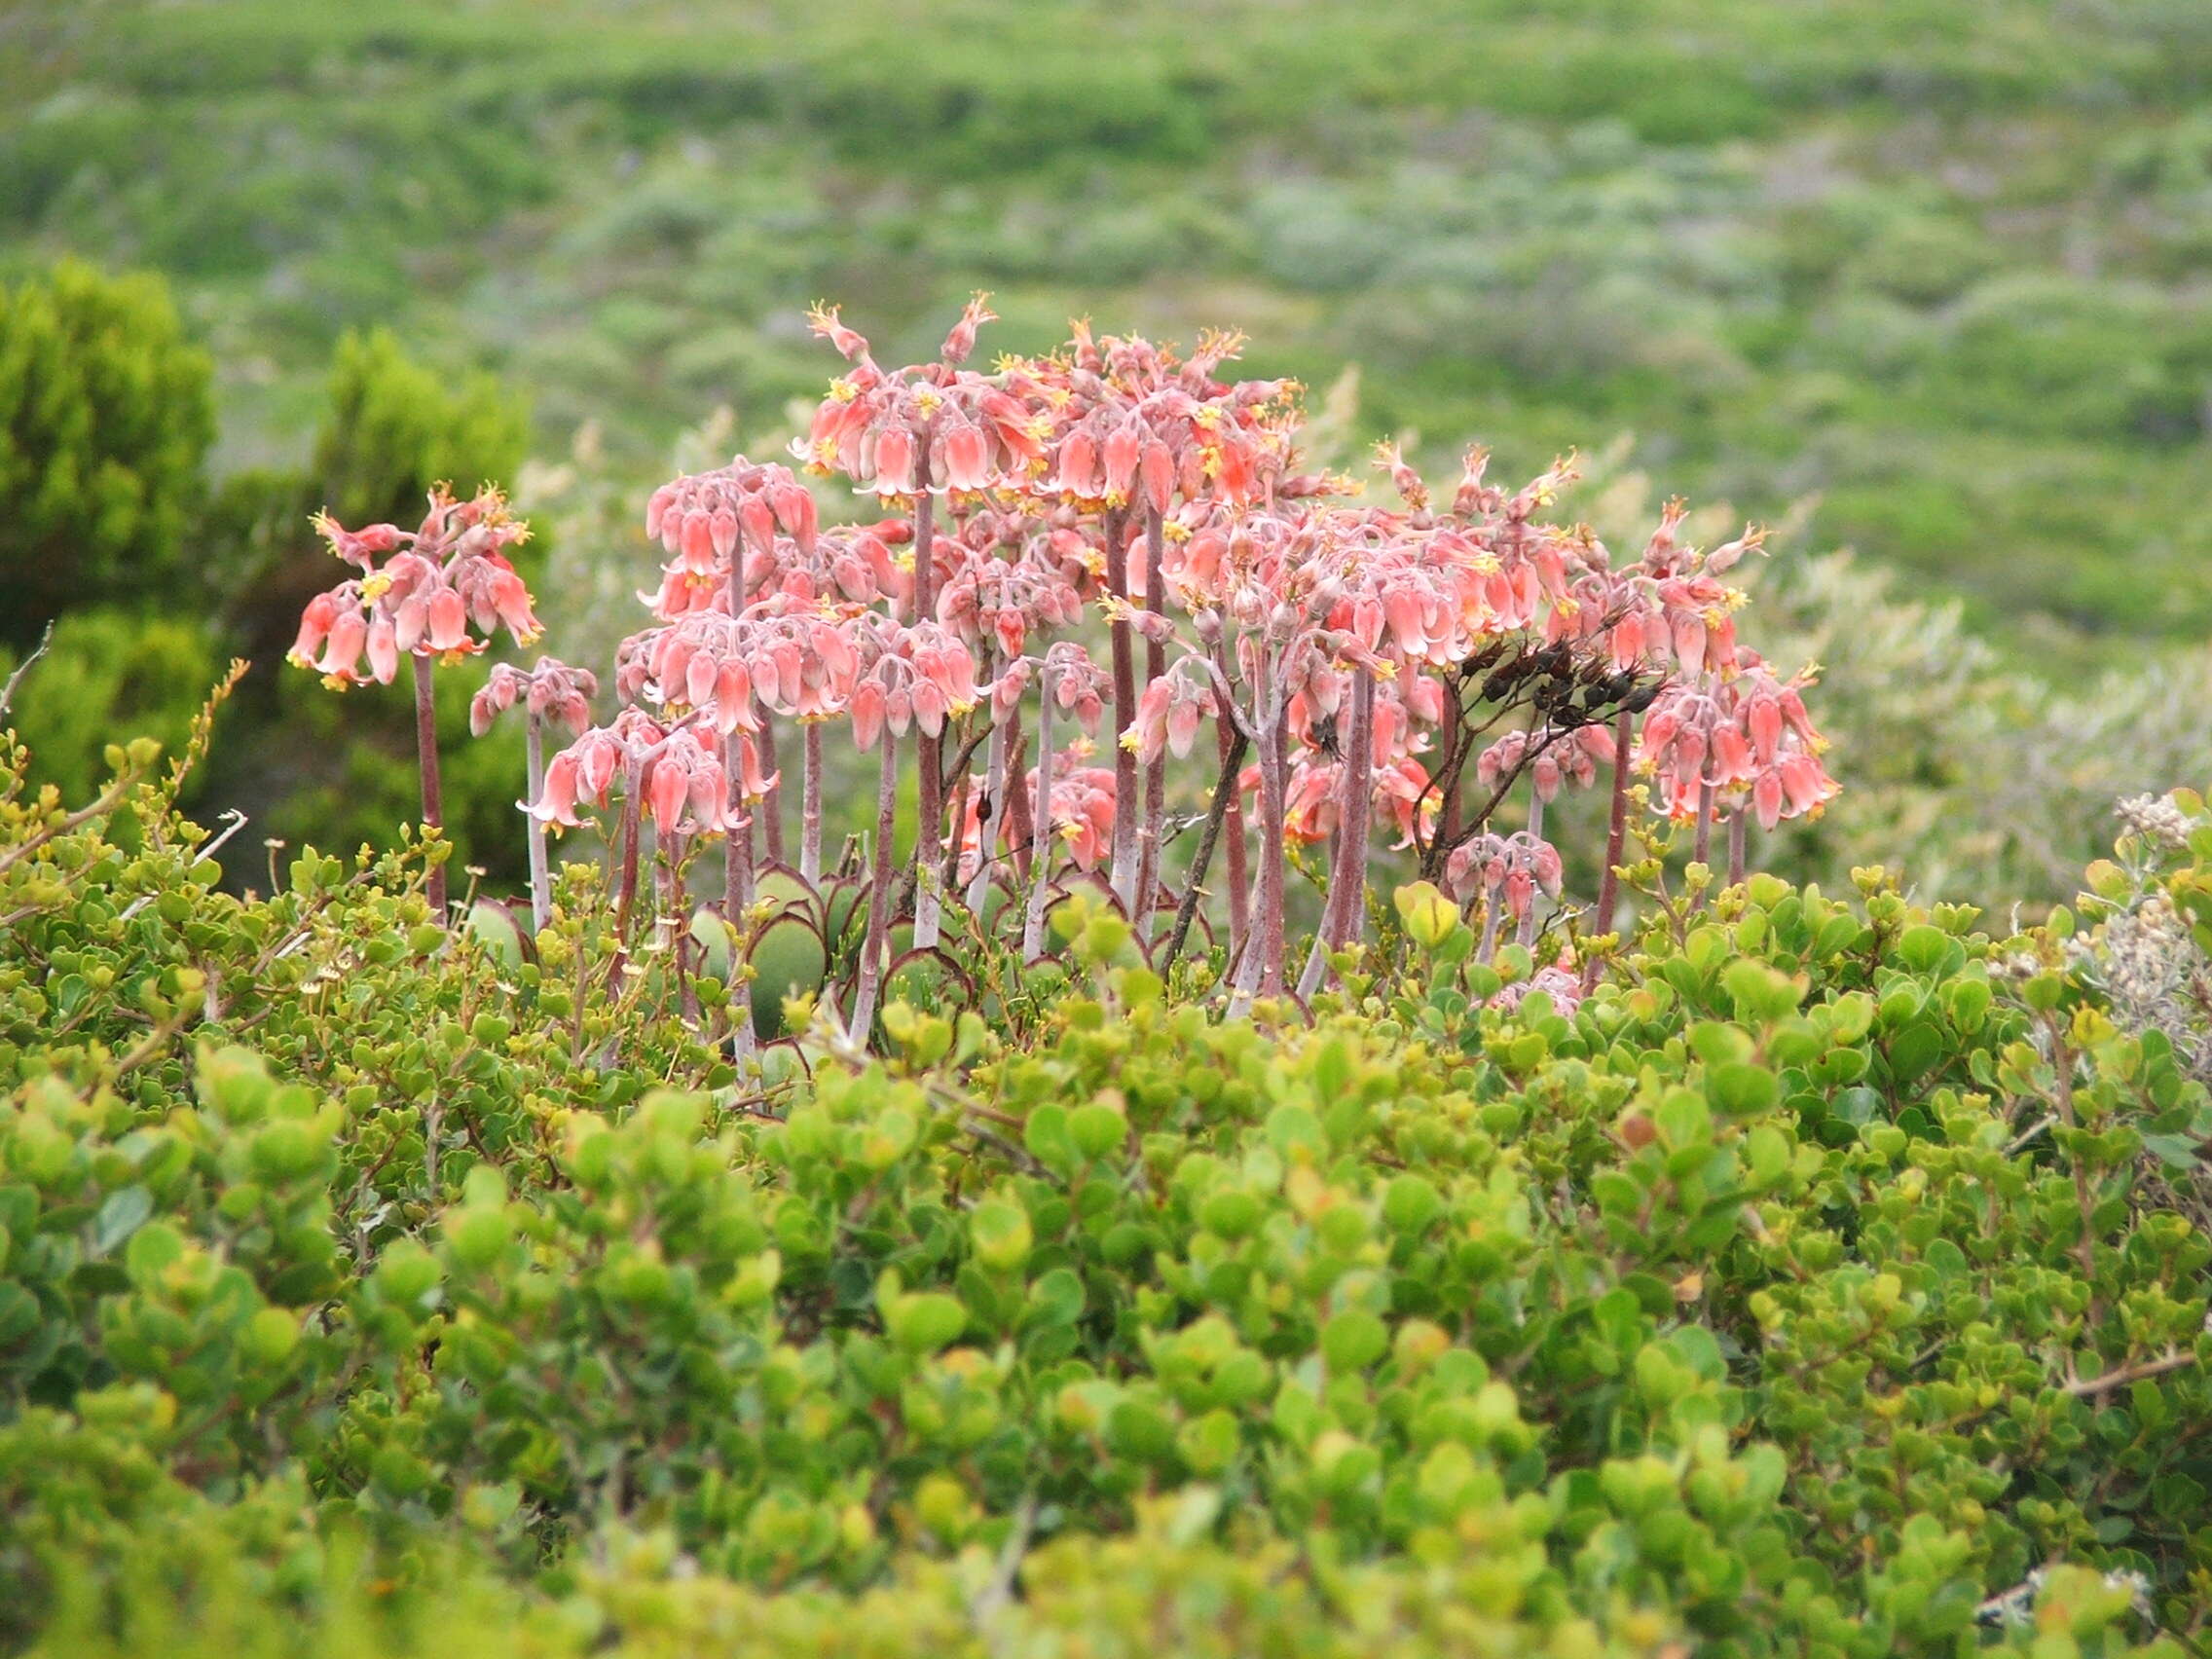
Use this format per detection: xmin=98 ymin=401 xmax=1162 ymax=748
xmin=1728 ymin=805 xmax=1748 ymax=888
xmin=473 ymin=658 xmax=596 ymax=933
xmin=1296 ymin=662 xmax=1375 ymax=1000
xmin=1004 ymin=724 xmax=1034 ymax=883
xmin=964 ymin=656 xmax=1009 ymax=914
xmin=614 ymin=746 xmax=645 ymax=940
xmin=1595 ymin=709 xmax=1634 ymax=934
xmin=1339 ymin=664 xmax=1378 ymax=949
xmin=523 ymin=712 xmax=547 ymax=925
xmin=853 ymin=735 xmax=900 ymax=1035
xmin=1212 ymin=650 xmax=1250 ymax=955
xmin=290 ymin=487 xmax=541 ymax=922
xmin=1019 ymin=682 xmax=1056 ymax=962
xmin=801 ymin=721 xmax=825 ymax=885
xmin=1255 ymin=720 xmax=1291 ymax=998
xmin=1136 ymin=506 xmax=1169 ymax=932
xmin=911 ymin=484 xmax=945 ymax=949
xmin=756 ymin=719 xmax=784 ymax=866
xmin=1104 ymin=509 xmax=1141 ymax=913
xmin=723 ymin=535 xmax=755 ymax=1058
xmin=1436 ymin=698 xmax=1464 ymax=851
xmin=662 ymin=844 xmax=702 ymax=1026
xmin=411 ymin=651 xmax=446 ymax=915
xmin=1021 ymin=643 xmax=1109 ymax=959
xmin=1516 ymin=789 xmax=1545 ymax=949
xmin=1162 ymin=720 xmax=1249 ymax=973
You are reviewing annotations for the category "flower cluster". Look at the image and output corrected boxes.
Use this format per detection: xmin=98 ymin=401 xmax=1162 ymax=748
xmin=289 ymin=486 xmax=539 ymax=687
xmin=289 ymin=304 xmax=1840 ymax=1039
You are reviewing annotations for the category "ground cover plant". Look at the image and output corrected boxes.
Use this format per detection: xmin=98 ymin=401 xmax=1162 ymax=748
xmin=4 ymin=305 xmax=2212 ymax=1657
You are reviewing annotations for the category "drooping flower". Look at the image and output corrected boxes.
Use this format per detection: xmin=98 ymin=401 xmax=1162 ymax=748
xmin=290 ymin=487 xmax=540 ymax=687
xmin=470 ymin=657 xmax=599 ymax=740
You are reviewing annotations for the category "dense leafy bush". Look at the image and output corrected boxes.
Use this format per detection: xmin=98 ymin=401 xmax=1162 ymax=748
xmin=2 ymin=701 xmax=2207 ymax=1653
xmin=309 ymin=329 xmax=532 ymax=530
xmin=0 ymin=611 xmax=220 ymax=803
xmin=0 ymin=260 xmax=213 ymax=642
xmin=175 ymin=327 xmax=535 ymax=890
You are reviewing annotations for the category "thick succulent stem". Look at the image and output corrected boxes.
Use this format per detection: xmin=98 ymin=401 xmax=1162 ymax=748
xmin=1134 ymin=505 xmax=1167 ymax=934
xmin=722 ymin=732 xmax=756 ymax=1063
xmin=1004 ymin=722 xmax=1034 ymax=883
xmin=912 ymin=485 xmax=944 ymax=949
xmin=1477 ymin=896 xmax=1502 ymax=965
xmin=1211 ymin=656 xmax=1250 ymax=957
xmin=852 ymin=737 xmax=900 ymax=1038
xmin=1515 ymin=789 xmax=1545 ymax=949
xmin=1231 ymin=707 xmax=1289 ymax=1014
xmin=724 ymin=541 xmax=755 ymax=1058
xmin=1161 ymin=721 xmax=1248 ymax=975
xmin=801 ymin=721 xmax=824 ymax=886
xmin=410 ymin=651 xmax=446 ymax=917
xmin=1693 ymin=780 xmax=1715 ymax=868
xmin=965 ymin=705 xmax=1007 ymax=914
xmin=1021 ymin=686 xmax=1055 ymax=962
xmin=756 ymin=718 xmax=784 ymax=866
xmin=663 ymin=839 xmax=701 ymax=1027
xmin=614 ymin=750 xmax=644 ymax=942
xmin=524 ymin=710 xmax=550 ymax=934
xmin=1438 ymin=689 xmax=1463 ymax=852
xmin=1104 ymin=509 xmax=1139 ymax=912
xmin=1595 ymin=709 xmax=1633 ymax=934
xmin=1728 ymin=802 xmax=1748 ymax=888
xmin=1297 ymin=663 xmax=1375 ymax=999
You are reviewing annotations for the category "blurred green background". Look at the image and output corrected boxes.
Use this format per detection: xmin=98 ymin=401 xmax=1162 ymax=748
xmin=5 ymin=0 xmax=2212 ymax=903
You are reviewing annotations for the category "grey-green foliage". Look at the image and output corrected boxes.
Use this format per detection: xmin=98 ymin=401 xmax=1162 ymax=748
xmin=1753 ymin=552 xmax=2212 ymax=904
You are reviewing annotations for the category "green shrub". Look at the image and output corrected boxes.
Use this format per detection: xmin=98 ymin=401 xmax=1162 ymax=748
xmin=189 ymin=331 xmax=536 ymax=888
xmin=2 ymin=726 xmax=2207 ymax=1655
xmin=0 ymin=610 xmax=221 ymax=803
xmin=0 ymin=262 xmax=213 ymax=643
xmin=311 ymin=330 xmax=529 ymax=530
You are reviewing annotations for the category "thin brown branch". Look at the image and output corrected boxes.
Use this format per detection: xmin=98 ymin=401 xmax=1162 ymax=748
xmin=2063 ymin=1349 xmax=2196 ymax=1398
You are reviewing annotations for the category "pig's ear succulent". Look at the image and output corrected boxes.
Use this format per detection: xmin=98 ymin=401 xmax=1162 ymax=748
xmin=296 ymin=307 xmax=1842 ymax=1069
xmin=292 ymin=485 xmax=543 ymax=917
